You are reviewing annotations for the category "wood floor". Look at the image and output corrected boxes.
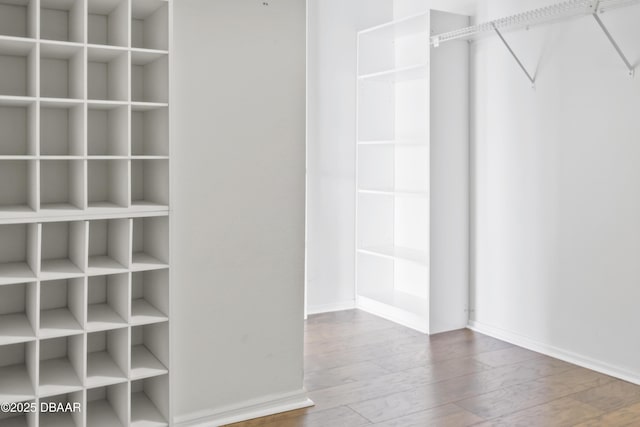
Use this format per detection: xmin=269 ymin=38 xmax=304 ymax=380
xmin=226 ymin=310 xmax=640 ymax=427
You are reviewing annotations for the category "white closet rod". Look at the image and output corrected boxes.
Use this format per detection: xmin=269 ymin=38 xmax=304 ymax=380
xmin=431 ymin=0 xmax=639 ymax=85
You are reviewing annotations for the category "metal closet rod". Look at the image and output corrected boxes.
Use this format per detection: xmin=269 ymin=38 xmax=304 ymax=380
xmin=430 ymin=0 xmax=639 ymax=84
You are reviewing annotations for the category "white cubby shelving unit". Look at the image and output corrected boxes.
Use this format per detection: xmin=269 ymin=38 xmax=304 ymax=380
xmin=0 ymin=0 xmax=171 ymax=425
xmin=356 ymin=9 xmax=469 ymax=334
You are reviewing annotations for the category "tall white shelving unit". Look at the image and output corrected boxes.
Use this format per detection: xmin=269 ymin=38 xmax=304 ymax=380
xmin=0 ymin=0 xmax=171 ymax=425
xmin=356 ymin=9 xmax=469 ymax=334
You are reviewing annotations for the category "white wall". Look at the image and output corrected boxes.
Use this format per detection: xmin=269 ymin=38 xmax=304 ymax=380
xmin=171 ymin=1 xmax=309 ymax=425
xmin=470 ymin=0 xmax=640 ymax=383
xmin=306 ymin=0 xmax=475 ymax=314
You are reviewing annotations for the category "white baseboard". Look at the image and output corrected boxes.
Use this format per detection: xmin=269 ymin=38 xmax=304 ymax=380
xmin=174 ymin=389 xmax=314 ymax=427
xmin=468 ymin=320 xmax=640 ymax=386
xmin=306 ymin=300 xmax=355 ymax=315
xmin=357 ymin=296 xmax=429 ymax=334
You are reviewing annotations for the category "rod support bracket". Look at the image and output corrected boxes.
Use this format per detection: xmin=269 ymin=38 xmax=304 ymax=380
xmin=592 ymin=13 xmax=635 ymax=77
xmin=492 ymin=23 xmax=536 ymax=87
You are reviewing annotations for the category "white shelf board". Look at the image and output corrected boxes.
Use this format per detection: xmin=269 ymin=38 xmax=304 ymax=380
xmin=87 ymin=351 xmax=127 ymax=388
xmin=131 ymin=254 xmax=168 ymax=272
xmin=87 ymin=304 xmax=127 ymax=332
xmin=0 ymin=208 xmax=38 ymax=223
xmin=87 ymin=256 xmax=128 ymax=276
xmin=0 ymin=314 xmax=35 ymax=345
xmin=0 ymin=364 xmax=35 ymax=403
xmin=40 ymin=42 xmax=83 ymax=59
xmin=357 ymin=139 xmax=428 ymax=146
xmin=131 ymin=392 xmax=167 ymax=427
xmin=356 ymin=293 xmax=429 ymax=334
xmin=0 ymin=263 xmax=36 ymax=286
xmin=87 ymin=400 xmax=125 ymax=427
xmin=358 ymin=245 xmax=428 ymax=265
xmin=39 ymin=357 xmax=82 ymax=397
xmin=39 ymin=204 xmax=84 ymax=218
xmin=131 ymin=345 xmax=167 ymax=380
xmin=358 ymin=64 xmax=427 ymax=82
xmin=40 ymin=308 xmax=83 ymax=339
xmin=40 ymin=259 xmax=84 ymax=280
xmin=131 ymin=49 xmax=168 ymax=66
xmin=358 ymin=188 xmax=429 ymax=199
xmin=358 ymin=12 xmax=429 ymax=38
xmin=131 ymin=300 xmax=167 ymax=326
xmin=39 ymin=98 xmax=84 ymax=108
xmin=39 ymin=412 xmax=78 ymax=427
xmin=87 ymin=45 xmax=128 ymax=61
xmin=0 ymin=36 xmax=36 ymax=55
xmin=0 ymin=156 xmax=36 ymax=160
xmin=0 ymin=96 xmax=36 ymax=107
xmin=86 ymin=100 xmax=130 ymax=110
xmin=131 ymin=102 xmax=169 ymax=111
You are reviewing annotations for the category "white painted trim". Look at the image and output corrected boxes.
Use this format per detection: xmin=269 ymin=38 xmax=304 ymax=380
xmin=174 ymin=389 xmax=314 ymax=427
xmin=357 ymin=296 xmax=429 ymax=334
xmin=306 ymin=300 xmax=356 ymax=315
xmin=468 ymin=320 xmax=640 ymax=386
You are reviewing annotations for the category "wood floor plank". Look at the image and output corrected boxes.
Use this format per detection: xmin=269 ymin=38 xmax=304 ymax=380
xmin=573 ymin=401 xmax=640 ymax=426
xmin=571 ymin=380 xmax=640 ymax=412
xmin=304 ymin=361 xmax=391 ymax=391
xmin=368 ymin=403 xmax=483 ymax=427
xmin=472 ymin=397 xmax=603 ymax=427
xmin=226 ymin=406 xmax=370 ymax=427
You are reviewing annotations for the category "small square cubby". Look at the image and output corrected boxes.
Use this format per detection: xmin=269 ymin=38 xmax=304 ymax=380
xmin=87 ymin=383 xmax=128 ymax=427
xmin=131 ymin=105 xmax=168 ymax=156
xmin=0 ymin=282 xmax=36 ymax=345
xmin=40 ymin=44 xmax=84 ymax=99
xmin=39 ymin=391 xmax=83 ymax=427
xmin=131 ymin=159 xmax=168 ymax=208
xmin=40 ymin=221 xmax=85 ymax=279
xmin=40 ymin=0 xmax=85 ymax=43
xmin=131 ymin=375 xmax=168 ymax=426
xmin=87 ymin=47 xmax=128 ymax=101
xmin=0 ymin=100 xmax=36 ymax=155
xmin=0 ymin=39 xmax=36 ymax=97
xmin=40 ymin=160 xmax=85 ymax=211
xmin=132 ymin=216 xmax=168 ymax=270
xmin=0 ymin=223 xmax=37 ymax=286
xmin=87 ymin=273 xmax=128 ymax=332
xmin=0 ymin=0 xmax=37 ymax=38
xmin=88 ymin=105 xmax=128 ymax=156
xmin=88 ymin=219 xmax=129 ymax=273
xmin=86 ymin=329 xmax=128 ymax=388
xmin=0 ymin=160 xmax=37 ymax=214
xmin=131 ymin=270 xmax=168 ymax=326
xmin=132 ymin=0 xmax=168 ymax=51
xmin=0 ymin=400 xmax=37 ymax=426
xmin=88 ymin=160 xmax=129 ymax=209
xmin=130 ymin=322 xmax=168 ymax=381
xmin=0 ymin=342 xmax=36 ymax=402
xmin=40 ymin=103 xmax=84 ymax=156
xmin=87 ymin=0 xmax=128 ymax=47
xmin=131 ymin=53 xmax=168 ymax=103
xmin=38 ymin=335 xmax=83 ymax=397
xmin=39 ymin=278 xmax=84 ymax=339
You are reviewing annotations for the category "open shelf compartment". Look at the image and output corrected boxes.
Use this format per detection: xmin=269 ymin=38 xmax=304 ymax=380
xmin=87 ymin=47 xmax=128 ymax=101
xmin=40 ymin=160 xmax=85 ymax=212
xmin=0 ymin=160 xmax=37 ymax=216
xmin=40 ymin=102 xmax=85 ymax=156
xmin=132 ymin=216 xmax=168 ymax=271
xmin=39 ymin=278 xmax=84 ymax=339
xmin=88 ymin=219 xmax=130 ymax=274
xmin=0 ymin=341 xmax=36 ymax=403
xmin=0 ymin=224 xmax=37 ymax=286
xmin=40 ymin=0 xmax=85 ymax=43
xmin=132 ymin=54 xmax=168 ymax=103
xmin=86 ymin=328 xmax=128 ymax=388
xmin=87 ymin=383 xmax=128 ymax=427
xmin=0 ymin=0 xmax=37 ymax=39
xmin=0 ymin=38 xmax=36 ymax=97
xmin=40 ymin=43 xmax=84 ymax=100
xmin=40 ymin=221 xmax=85 ymax=279
xmin=38 ymin=335 xmax=83 ymax=397
xmin=131 ymin=269 xmax=168 ymax=326
xmin=131 ymin=106 xmax=168 ymax=156
xmin=0 ymin=400 xmax=37 ymax=427
xmin=0 ymin=282 xmax=36 ymax=345
xmin=87 ymin=0 xmax=128 ymax=47
xmin=87 ymin=273 xmax=128 ymax=331
xmin=39 ymin=391 xmax=83 ymax=427
xmin=358 ymin=144 xmax=429 ymax=194
xmin=130 ymin=322 xmax=168 ymax=381
xmin=88 ymin=105 xmax=129 ymax=156
xmin=88 ymin=160 xmax=129 ymax=209
xmin=132 ymin=0 xmax=168 ymax=51
xmin=131 ymin=159 xmax=168 ymax=208
xmin=0 ymin=100 xmax=36 ymax=156
xmin=131 ymin=374 xmax=168 ymax=427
